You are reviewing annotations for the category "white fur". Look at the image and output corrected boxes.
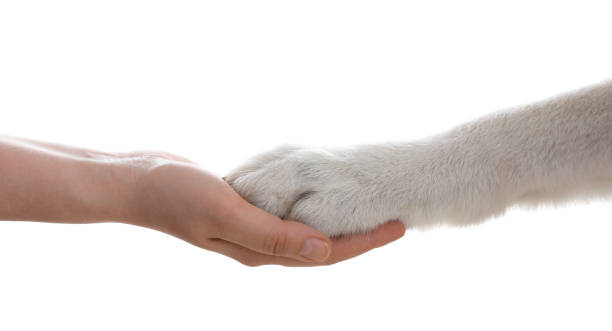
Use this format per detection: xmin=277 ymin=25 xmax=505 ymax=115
xmin=225 ymin=81 xmax=612 ymax=236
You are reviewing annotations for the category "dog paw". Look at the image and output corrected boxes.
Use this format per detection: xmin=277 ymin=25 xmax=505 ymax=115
xmin=225 ymin=145 xmax=397 ymax=236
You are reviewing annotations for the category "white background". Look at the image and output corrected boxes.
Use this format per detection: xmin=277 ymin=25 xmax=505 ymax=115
xmin=1 ymin=1 xmax=612 ymax=330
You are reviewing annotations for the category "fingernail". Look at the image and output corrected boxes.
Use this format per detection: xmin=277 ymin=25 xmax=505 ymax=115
xmin=300 ymin=238 xmax=330 ymax=262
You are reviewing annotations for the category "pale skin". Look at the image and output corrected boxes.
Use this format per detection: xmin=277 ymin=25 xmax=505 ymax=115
xmin=0 ymin=135 xmax=405 ymax=266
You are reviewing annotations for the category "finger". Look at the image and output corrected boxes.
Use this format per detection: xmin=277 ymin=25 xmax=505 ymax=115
xmin=205 ymin=238 xmax=314 ymax=267
xmin=218 ymin=202 xmax=332 ymax=263
xmin=207 ymin=220 xmax=406 ymax=267
xmin=323 ymin=221 xmax=406 ymax=265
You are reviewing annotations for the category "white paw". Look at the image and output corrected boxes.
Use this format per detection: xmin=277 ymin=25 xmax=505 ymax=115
xmin=225 ymin=145 xmax=397 ymax=236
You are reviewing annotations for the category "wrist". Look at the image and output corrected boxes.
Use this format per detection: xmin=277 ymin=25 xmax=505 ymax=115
xmin=105 ymin=153 xmax=192 ymax=229
xmin=77 ymin=152 xmax=166 ymax=225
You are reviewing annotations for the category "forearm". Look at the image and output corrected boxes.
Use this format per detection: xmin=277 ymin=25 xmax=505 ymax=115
xmin=452 ymin=81 xmax=612 ymax=201
xmin=351 ymin=81 xmax=612 ymax=229
xmin=402 ymin=80 xmax=612 ymax=225
xmin=0 ymin=135 xmax=136 ymax=223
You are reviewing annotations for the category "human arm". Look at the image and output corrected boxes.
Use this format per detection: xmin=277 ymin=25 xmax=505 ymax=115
xmin=0 ymin=135 xmax=405 ymax=266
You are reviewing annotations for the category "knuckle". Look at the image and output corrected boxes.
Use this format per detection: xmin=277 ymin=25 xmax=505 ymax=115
xmin=264 ymin=231 xmax=289 ymax=256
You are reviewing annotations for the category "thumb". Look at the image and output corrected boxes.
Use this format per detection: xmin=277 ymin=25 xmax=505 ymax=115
xmin=220 ymin=203 xmax=332 ymax=262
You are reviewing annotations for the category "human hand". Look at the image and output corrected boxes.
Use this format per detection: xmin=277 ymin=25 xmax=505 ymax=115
xmin=126 ymin=153 xmax=405 ymax=266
